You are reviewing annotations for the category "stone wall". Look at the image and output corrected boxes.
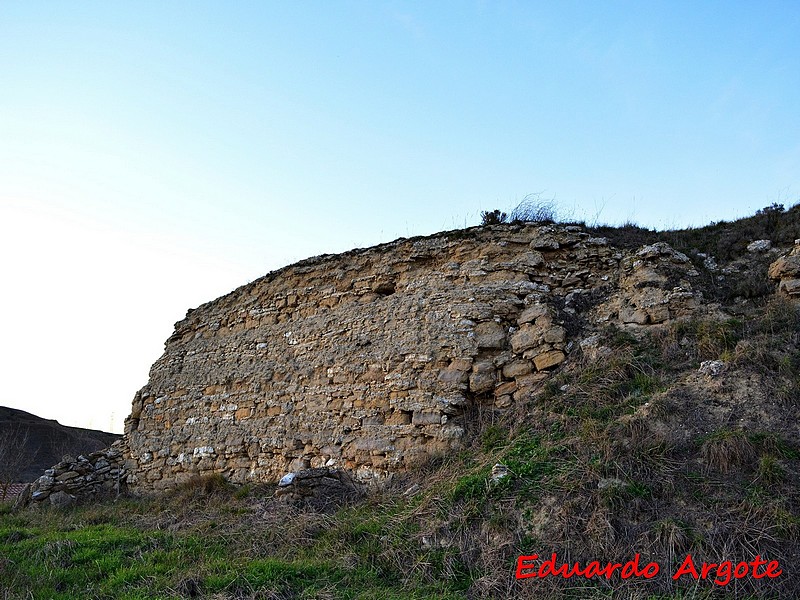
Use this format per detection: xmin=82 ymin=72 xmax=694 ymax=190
xmin=122 ymin=223 xmax=704 ymax=492
xmin=20 ymin=441 xmax=126 ymax=508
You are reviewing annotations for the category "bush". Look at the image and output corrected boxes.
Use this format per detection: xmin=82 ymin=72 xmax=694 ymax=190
xmin=480 ymin=209 xmax=508 ymax=225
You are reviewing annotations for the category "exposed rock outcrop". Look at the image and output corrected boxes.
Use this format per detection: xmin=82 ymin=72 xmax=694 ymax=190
xmin=769 ymin=240 xmax=800 ymax=297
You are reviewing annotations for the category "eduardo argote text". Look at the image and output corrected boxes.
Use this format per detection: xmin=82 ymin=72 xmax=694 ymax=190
xmin=516 ymin=553 xmax=782 ymax=586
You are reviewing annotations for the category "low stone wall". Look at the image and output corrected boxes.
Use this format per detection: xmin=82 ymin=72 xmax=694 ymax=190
xmin=19 ymin=441 xmax=126 ymax=508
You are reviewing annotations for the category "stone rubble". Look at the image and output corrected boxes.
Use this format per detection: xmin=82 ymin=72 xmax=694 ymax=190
xmin=274 ymin=467 xmax=364 ymax=510
xmin=699 ymin=360 xmax=727 ymax=378
xmin=21 ymin=441 xmax=126 ymax=507
xmin=747 ymin=239 xmax=772 ymax=253
xmin=598 ymin=242 xmax=699 ymax=326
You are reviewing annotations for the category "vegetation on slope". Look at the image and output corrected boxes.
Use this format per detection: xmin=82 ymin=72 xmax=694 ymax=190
xmin=483 ymin=197 xmax=800 ymax=265
xmin=590 ymin=202 xmax=800 ymax=261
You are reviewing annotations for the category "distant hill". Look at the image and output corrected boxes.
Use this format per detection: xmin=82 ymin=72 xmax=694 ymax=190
xmin=0 ymin=406 xmax=120 ymax=482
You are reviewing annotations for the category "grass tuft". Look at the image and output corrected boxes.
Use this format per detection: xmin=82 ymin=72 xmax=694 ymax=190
xmin=700 ymin=429 xmax=756 ymax=474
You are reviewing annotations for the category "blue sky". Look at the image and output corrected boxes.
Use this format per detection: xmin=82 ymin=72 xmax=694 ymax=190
xmin=1 ymin=1 xmax=799 ymax=431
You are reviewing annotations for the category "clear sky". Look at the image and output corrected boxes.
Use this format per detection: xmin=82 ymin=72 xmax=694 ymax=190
xmin=1 ymin=1 xmax=799 ymax=432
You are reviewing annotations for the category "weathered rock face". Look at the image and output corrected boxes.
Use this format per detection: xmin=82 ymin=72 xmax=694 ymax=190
xmin=121 ymin=223 xmax=713 ymax=493
xmin=769 ymin=240 xmax=800 ymax=297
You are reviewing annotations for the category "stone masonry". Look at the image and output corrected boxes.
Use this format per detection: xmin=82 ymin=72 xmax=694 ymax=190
xmin=117 ymin=223 xmax=706 ymax=492
xmin=769 ymin=239 xmax=800 ymax=297
xmin=19 ymin=442 xmax=126 ymax=508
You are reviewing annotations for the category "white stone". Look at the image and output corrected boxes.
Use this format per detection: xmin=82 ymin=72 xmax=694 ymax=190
xmin=278 ymin=473 xmax=296 ymax=487
xmin=192 ymin=446 xmax=215 ymax=458
xmin=699 ymin=360 xmax=726 ymax=378
xmin=490 ymin=463 xmax=510 ymax=484
xmin=747 ymin=239 xmax=772 ymax=252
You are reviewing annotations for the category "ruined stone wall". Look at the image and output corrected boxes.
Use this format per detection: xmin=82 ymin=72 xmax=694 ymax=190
xmin=123 ymin=224 xmax=703 ymax=492
xmin=20 ymin=442 xmax=126 ymax=508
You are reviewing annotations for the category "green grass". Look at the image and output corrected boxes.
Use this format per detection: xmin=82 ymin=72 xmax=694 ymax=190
xmin=0 ymin=489 xmax=476 ymax=599
xmin=4 ymin=422 xmax=796 ymax=599
xmin=0 ymin=531 xmax=462 ymax=599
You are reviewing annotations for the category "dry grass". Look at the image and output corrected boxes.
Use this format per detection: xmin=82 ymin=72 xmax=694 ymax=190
xmin=700 ymin=429 xmax=757 ymax=474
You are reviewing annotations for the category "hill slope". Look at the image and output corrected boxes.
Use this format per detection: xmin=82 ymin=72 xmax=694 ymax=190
xmin=0 ymin=406 xmax=120 ymax=482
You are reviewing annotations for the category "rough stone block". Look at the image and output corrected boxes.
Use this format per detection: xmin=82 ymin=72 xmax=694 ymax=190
xmin=469 ymin=362 xmax=496 ymax=394
xmin=619 ymin=306 xmax=649 ymax=324
xmin=517 ymin=304 xmax=549 ymax=325
xmin=49 ymin=491 xmax=76 ymax=509
xmin=411 ymin=411 xmax=441 ymax=426
xmin=494 ymin=381 xmax=518 ymax=396
xmin=437 ymin=368 xmax=469 ymax=385
xmin=502 ymin=359 xmax=533 ymax=378
xmin=473 ymin=321 xmax=506 ymax=348
xmin=534 ymin=350 xmax=566 ymax=371
xmin=543 ymin=326 xmax=566 ymax=344
xmin=510 ymin=324 xmax=542 ymax=353
xmin=779 ymin=278 xmax=800 ymax=296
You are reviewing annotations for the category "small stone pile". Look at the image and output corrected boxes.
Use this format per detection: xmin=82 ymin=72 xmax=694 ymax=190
xmin=19 ymin=442 xmax=126 ymax=508
xmin=274 ymin=467 xmax=364 ymax=511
